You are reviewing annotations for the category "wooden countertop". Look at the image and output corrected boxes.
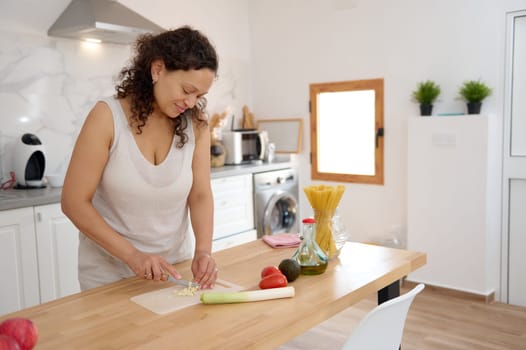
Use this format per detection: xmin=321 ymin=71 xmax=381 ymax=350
xmin=0 ymin=240 xmax=426 ymax=349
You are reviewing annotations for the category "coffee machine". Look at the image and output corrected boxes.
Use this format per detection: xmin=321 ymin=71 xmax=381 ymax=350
xmin=13 ymin=133 xmax=46 ymax=188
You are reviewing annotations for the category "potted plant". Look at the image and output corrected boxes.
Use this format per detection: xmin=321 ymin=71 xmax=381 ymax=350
xmin=458 ymin=79 xmax=492 ymax=114
xmin=411 ymin=80 xmax=441 ymax=116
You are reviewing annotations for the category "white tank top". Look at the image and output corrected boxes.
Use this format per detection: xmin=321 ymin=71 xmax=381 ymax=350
xmin=78 ymin=97 xmax=195 ymax=290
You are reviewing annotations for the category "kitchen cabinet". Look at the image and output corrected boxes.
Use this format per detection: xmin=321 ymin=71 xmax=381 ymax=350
xmin=407 ymin=115 xmax=496 ymax=297
xmin=0 ymin=207 xmax=40 ymax=315
xmin=0 ymin=203 xmax=80 ymax=315
xmin=34 ymin=203 xmax=80 ymax=303
xmin=211 ymin=174 xmax=256 ymax=252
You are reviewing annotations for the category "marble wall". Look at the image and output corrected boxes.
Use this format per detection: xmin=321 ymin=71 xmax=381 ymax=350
xmin=0 ymin=29 xmax=247 ymax=184
xmin=0 ymin=31 xmax=130 ymax=181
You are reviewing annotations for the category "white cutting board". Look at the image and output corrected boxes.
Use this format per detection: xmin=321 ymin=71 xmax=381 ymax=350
xmin=131 ymin=279 xmax=243 ymax=315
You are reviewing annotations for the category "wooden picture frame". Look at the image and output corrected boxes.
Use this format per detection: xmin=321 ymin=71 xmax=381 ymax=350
xmin=256 ymin=118 xmax=303 ymax=154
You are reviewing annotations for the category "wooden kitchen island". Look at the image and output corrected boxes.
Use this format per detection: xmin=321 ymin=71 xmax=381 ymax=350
xmin=0 ymin=240 xmax=426 ymax=349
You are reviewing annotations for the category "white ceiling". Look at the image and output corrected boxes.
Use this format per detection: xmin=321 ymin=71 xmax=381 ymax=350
xmin=0 ymin=0 xmax=71 ymax=34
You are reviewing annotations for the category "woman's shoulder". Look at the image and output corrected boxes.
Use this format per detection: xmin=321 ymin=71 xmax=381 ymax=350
xmin=87 ymin=100 xmax=115 ymax=125
xmin=89 ymin=96 xmax=130 ymax=123
xmin=81 ymin=99 xmax=117 ymax=143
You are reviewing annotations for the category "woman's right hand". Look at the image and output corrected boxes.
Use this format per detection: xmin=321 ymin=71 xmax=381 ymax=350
xmin=125 ymin=250 xmax=181 ymax=281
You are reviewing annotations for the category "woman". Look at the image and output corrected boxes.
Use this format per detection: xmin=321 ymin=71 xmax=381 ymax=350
xmin=61 ymin=26 xmax=219 ymax=291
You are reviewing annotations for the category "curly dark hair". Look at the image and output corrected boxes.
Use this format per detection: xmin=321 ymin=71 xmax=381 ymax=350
xmin=115 ymin=26 xmax=218 ymax=148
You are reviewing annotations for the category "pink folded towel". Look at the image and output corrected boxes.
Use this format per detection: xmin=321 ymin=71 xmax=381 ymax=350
xmin=262 ymin=233 xmax=301 ymax=249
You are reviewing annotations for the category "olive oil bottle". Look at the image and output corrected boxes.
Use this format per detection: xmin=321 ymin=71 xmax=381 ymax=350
xmin=292 ymin=218 xmax=328 ymax=275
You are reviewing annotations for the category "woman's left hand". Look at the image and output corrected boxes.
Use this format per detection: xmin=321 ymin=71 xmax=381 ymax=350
xmin=191 ymin=252 xmax=218 ymax=289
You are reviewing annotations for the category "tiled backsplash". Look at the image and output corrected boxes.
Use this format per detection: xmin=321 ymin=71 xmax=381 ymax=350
xmin=0 ymin=30 xmax=247 ymax=183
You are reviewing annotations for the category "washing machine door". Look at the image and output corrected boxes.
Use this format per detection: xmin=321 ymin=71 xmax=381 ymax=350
xmin=262 ymin=190 xmax=298 ymax=235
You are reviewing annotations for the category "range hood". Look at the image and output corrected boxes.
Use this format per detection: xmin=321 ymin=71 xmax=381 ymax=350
xmin=48 ymin=0 xmax=165 ymax=44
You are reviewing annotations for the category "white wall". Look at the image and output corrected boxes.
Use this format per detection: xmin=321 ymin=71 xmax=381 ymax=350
xmin=248 ymin=0 xmax=524 ymax=242
xmin=0 ymin=32 xmax=129 ymax=176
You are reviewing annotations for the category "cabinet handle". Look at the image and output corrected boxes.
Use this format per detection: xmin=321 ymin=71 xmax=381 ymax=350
xmin=36 ymin=212 xmax=42 ymax=222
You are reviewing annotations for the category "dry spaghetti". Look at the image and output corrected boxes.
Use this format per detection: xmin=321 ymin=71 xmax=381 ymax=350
xmin=303 ymin=185 xmax=345 ymax=258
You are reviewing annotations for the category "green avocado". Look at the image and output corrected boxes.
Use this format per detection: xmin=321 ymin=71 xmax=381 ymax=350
xmin=278 ymin=259 xmax=301 ymax=282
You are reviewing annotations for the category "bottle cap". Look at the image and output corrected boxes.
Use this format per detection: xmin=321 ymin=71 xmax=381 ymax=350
xmin=302 ymin=218 xmax=316 ymax=224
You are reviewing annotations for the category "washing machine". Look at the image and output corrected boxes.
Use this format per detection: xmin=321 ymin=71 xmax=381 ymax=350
xmin=253 ymin=168 xmax=299 ymax=238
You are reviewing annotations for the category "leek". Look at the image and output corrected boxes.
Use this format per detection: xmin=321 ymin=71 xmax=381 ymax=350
xmin=200 ymin=286 xmax=295 ymax=304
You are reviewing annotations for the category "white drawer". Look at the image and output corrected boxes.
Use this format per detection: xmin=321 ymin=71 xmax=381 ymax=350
xmin=212 ymin=175 xmax=254 ymax=239
xmin=212 ymin=229 xmax=257 ymax=253
xmin=211 ymin=174 xmax=252 ymax=197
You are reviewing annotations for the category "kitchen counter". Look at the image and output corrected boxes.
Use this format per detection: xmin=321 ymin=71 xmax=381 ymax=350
xmin=211 ymin=159 xmax=292 ymax=178
xmin=0 ymin=160 xmax=293 ymax=211
xmin=0 ymin=240 xmax=426 ymax=349
xmin=0 ymin=186 xmax=62 ymax=211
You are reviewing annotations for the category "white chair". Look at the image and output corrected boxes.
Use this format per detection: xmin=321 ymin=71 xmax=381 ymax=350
xmin=341 ymin=283 xmax=425 ymax=350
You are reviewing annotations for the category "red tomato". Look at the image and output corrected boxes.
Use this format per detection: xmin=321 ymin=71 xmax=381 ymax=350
xmin=260 ymin=266 xmax=282 ymax=278
xmin=259 ymin=273 xmax=288 ymax=289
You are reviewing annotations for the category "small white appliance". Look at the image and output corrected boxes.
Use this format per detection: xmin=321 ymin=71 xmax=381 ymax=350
xmin=13 ymin=133 xmax=46 ymax=188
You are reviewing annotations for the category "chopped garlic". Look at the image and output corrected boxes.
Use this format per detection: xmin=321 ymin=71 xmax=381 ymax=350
xmin=176 ymin=282 xmax=199 ymax=296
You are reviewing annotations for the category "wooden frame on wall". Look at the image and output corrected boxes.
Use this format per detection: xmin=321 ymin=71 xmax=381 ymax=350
xmin=256 ymin=118 xmax=303 ymax=153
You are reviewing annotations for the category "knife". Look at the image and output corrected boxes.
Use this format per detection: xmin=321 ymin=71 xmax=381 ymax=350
xmin=167 ymin=275 xmax=200 ymax=289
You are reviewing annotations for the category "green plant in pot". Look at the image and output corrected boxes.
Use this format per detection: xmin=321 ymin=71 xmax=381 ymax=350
xmin=458 ymin=79 xmax=492 ymax=114
xmin=412 ymin=80 xmax=441 ymax=116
